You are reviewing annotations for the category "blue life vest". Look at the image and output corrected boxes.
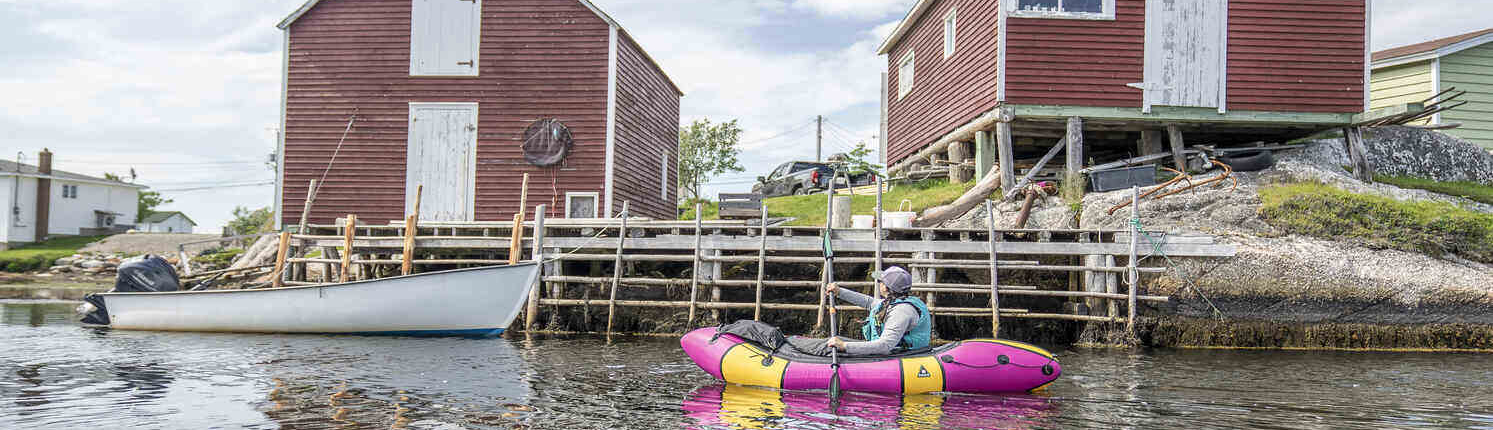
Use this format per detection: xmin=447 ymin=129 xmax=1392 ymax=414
xmin=860 ymin=296 xmax=932 ymax=350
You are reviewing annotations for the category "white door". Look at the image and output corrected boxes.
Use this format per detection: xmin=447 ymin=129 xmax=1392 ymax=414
xmin=1141 ymin=0 xmax=1228 ymax=112
xmin=407 ymin=103 xmax=478 ymax=221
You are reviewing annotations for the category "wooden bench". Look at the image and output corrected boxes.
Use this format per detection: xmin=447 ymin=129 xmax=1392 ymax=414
xmin=717 ymin=193 xmax=764 ymax=219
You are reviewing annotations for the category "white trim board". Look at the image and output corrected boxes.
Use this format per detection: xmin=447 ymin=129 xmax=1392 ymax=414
xmin=0 ymin=173 xmax=148 ymax=190
xmin=275 ymin=29 xmax=289 ymax=230
xmin=565 ymin=191 xmax=600 ymax=219
xmin=1373 ymin=32 xmax=1493 ymax=69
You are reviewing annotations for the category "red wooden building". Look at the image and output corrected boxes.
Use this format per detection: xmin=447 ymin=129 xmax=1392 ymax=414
xmin=876 ymin=0 xmax=1370 ymax=190
xmin=273 ymin=0 xmax=682 ymax=227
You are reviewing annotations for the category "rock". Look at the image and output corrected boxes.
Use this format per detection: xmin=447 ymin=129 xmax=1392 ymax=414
xmin=79 ymin=260 xmax=108 ymax=269
xmin=48 ymin=265 xmax=72 ymax=273
xmin=55 ymin=256 xmax=77 ymax=266
xmin=83 ymin=267 xmax=106 ymax=275
xmin=166 ymin=257 xmax=180 ymax=265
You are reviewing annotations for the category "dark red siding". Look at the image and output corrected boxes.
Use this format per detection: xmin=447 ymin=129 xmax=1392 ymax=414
xmin=612 ymin=31 xmax=681 ymax=220
xmin=281 ymin=0 xmax=611 ymax=226
xmin=1227 ymin=0 xmax=1366 ymax=113
xmin=885 ymin=0 xmax=1001 ymax=165
xmin=1003 ymin=0 xmax=1146 ymax=108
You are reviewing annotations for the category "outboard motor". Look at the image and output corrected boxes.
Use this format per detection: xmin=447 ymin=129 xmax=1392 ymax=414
xmin=79 ymin=255 xmax=182 ymax=325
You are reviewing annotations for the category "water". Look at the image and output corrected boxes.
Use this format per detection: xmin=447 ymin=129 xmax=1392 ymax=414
xmin=2 ymin=300 xmax=1491 ymax=429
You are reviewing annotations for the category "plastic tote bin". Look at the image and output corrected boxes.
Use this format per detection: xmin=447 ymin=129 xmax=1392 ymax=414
xmin=1090 ymin=164 xmax=1158 ymax=192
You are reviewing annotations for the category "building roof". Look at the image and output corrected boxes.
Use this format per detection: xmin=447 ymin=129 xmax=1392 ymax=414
xmin=876 ymin=0 xmax=938 ymax=55
xmin=1373 ymin=27 xmax=1493 ymax=65
xmin=275 ymin=0 xmax=683 ymax=96
xmin=0 ymin=159 xmax=149 ymax=189
xmin=140 ymin=211 xmax=196 ymax=225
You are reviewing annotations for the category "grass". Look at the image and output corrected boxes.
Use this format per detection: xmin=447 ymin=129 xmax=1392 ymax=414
xmin=0 ymin=236 xmax=106 ymax=273
xmin=1374 ymin=175 xmax=1493 ymax=205
xmin=680 ymin=179 xmax=981 ymax=226
xmin=1259 ymin=181 xmax=1493 ymax=263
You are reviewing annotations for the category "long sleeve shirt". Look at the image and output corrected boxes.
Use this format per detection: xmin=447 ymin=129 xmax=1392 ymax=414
xmin=834 ymin=288 xmax=920 ymax=355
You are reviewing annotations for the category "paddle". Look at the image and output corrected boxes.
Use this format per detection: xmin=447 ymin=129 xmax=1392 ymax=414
xmin=823 ymin=168 xmax=842 ymax=406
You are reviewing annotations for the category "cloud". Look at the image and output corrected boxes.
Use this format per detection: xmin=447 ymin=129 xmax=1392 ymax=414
xmin=792 ymin=0 xmax=916 ymax=20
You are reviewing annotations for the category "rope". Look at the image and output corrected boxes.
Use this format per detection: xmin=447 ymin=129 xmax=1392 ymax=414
xmin=311 ymin=113 xmax=359 ymax=199
xmin=1129 ymin=218 xmax=1225 ymax=319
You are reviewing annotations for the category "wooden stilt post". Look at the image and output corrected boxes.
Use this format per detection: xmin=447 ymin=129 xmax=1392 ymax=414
xmin=1344 ymin=127 xmax=1374 ymax=183
xmin=607 ymin=201 xmax=629 ymax=334
xmin=984 ymin=200 xmax=1001 ymax=337
xmin=1139 ymin=130 xmax=1163 ymax=158
xmin=271 ymin=232 xmax=290 ymax=288
xmin=1165 ymin=125 xmax=1187 ymax=172
xmin=340 ymin=215 xmax=356 ymax=282
xmin=1106 ymin=255 xmax=1119 ymax=318
xmin=687 ymin=203 xmax=702 ymax=326
xmin=948 ymin=141 xmax=971 ymax=183
xmin=1127 ymin=186 xmax=1140 ymax=336
xmin=526 ymin=205 xmax=545 ymax=331
xmin=975 ymin=131 xmax=994 ymax=181
xmin=1065 ymin=117 xmax=1085 ymax=182
xmin=754 ymin=204 xmax=767 ymax=321
xmin=996 ymin=122 xmax=1016 ymax=198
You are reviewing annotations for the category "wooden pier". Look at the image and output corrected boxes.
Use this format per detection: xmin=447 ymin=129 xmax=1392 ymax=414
xmin=271 ymin=202 xmax=1234 ymax=338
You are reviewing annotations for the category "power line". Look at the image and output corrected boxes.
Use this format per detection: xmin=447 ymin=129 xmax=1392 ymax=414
xmin=740 ymin=119 xmax=816 ymax=146
xmin=56 ymin=159 xmax=263 ymax=166
xmin=153 ymin=181 xmax=275 ymax=192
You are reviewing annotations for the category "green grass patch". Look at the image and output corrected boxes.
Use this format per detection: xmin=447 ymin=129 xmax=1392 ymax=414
xmin=680 ymin=180 xmax=980 ymax=226
xmin=1374 ymin=175 xmax=1493 ymax=206
xmin=1259 ymin=182 xmax=1493 ymax=263
xmin=0 ymin=236 xmax=106 ymax=273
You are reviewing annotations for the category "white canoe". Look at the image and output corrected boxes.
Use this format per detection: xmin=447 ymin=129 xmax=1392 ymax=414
xmin=83 ymin=263 xmax=539 ymax=337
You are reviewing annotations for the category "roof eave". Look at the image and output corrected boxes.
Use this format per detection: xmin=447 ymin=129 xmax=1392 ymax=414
xmin=877 ymin=0 xmax=936 ymax=55
xmin=1372 ymin=31 xmax=1493 ymax=68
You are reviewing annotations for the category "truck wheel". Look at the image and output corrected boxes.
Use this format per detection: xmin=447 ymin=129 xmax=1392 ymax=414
xmin=793 ymin=186 xmax=807 ymax=196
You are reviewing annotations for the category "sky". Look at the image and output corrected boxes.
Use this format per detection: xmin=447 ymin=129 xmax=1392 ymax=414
xmin=2 ymin=0 xmax=1490 ymax=232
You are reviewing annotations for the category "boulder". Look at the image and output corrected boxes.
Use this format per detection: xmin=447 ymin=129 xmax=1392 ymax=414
xmin=55 ymin=256 xmax=78 ymax=266
xmin=79 ymin=260 xmax=108 ymax=269
xmin=48 ymin=265 xmax=72 ymax=273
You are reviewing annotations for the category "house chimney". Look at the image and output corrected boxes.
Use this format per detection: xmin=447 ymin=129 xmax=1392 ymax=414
xmin=35 ymin=148 xmax=52 ymax=241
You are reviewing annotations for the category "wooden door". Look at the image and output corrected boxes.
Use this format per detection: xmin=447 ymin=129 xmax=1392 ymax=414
xmin=407 ymin=103 xmax=478 ymax=221
xmin=1142 ymin=0 xmax=1228 ymax=112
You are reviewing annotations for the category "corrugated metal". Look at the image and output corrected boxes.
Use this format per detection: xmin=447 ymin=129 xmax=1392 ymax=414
xmin=1440 ymin=42 xmax=1493 ymax=148
xmin=885 ymin=0 xmax=1000 ymax=165
xmin=1226 ymin=0 xmax=1366 ymax=113
xmin=1003 ymin=0 xmax=1146 ymax=108
xmin=612 ymin=31 xmax=682 ymax=220
xmin=281 ymin=0 xmax=630 ymax=226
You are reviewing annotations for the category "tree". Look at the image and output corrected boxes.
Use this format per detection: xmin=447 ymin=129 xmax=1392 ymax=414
xmin=678 ymin=118 xmax=745 ymax=201
xmin=839 ymin=140 xmax=883 ymax=177
xmin=136 ymin=191 xmax=173 ymax=223
xmin=226 ymin=206 xmax=274 ymax=236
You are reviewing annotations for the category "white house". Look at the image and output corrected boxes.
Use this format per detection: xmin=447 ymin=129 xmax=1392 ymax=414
xmin=138 ymin=211 xmax=196 ymax=234
xmin=2 ymin=150 xmax=146 ymax=250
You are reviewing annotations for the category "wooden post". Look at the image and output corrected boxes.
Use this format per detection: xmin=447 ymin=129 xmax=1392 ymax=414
xmin=1139 ymin=130 xmax=1163 ymax=158
xmin=710 ymin=249 xmax=722 ymax=323
xmin=984 ymin=200 xmax=1001 ymax=337
xmin=687 ymin=203 xmax=702 ymax=326
xmin=948 ymin=141 xmax=971 ymax=183
xmin=526 ymin=205 xmax=545 ymax=331
xmin=1343 ymin=127 xmax=1374 ymax=182
xmin=412 ymin=185 xmax=423 ymax=221
xmin=607 ymin=202 xmax=628 ymax=334
xmin=509 ymin=174 xmax=530 ymax=265
xmin=271 ymin=232 xmax=290 ymax=288
xmin=1106 ymin=255 xmax=1119 ymax=318
xmin=401 ymin=215 xmax=417 ymax=276
xmin=996 ymin=122 xmax=1016 ymax=198
xmin=754 ymin=204 xmax=767 ymax=321
xmin=178 ymin=247 xmax=194 ymax=277
xmin=975 ymin=131 xmax=994 ymax=181
xmin=340 ymin=215 xmax=356 ymax=282
xmin=873 ymin=173 xmax=884 ymax=301
xmin=1127 ymin=186 xmax=1140 ymax=336
xmin=1165 ymin=125 xmax=1187 ymax=172
xmin=1065 ymin=117 xmax=1085 ymax=180
xmin=297 ymin=179 xmax=318 ymax=234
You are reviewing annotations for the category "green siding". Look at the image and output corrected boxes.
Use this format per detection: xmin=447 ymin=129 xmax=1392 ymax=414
xmin=1440 ymin=42 xmax=1493 ymax=149
xmin=1370 ymin=61 xmax=1435 ymax=115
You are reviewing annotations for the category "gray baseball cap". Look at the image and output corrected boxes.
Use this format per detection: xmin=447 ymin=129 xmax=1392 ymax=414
xmin=871 ymin=266 xmax=913 ymax=294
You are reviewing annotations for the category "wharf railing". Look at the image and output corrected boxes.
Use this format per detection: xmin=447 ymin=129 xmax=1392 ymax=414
xmin=269 ymin=200 xmax=1233 ymax=338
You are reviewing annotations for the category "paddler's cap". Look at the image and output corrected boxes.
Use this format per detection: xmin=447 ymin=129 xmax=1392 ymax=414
xmin=871 ymin=266 xmax=913 ymax=294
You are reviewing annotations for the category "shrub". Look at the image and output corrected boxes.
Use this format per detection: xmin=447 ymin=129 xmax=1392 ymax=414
xmin=1259 ymin=182 xmax=1493 ymax=263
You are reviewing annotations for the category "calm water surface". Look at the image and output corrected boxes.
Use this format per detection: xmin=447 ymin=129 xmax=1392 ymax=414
xmin=2 ymin=300 xmax=1490 ymax=429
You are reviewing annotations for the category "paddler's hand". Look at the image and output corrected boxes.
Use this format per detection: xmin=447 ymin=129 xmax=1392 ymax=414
xmin=826 ymin=337 xmax=846 ymax=351
xmin=825 ymin=283 xmax=839 ymax=295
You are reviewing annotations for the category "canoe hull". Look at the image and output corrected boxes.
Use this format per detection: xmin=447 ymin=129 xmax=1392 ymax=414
xmin=91 ymin=263 xmax=540 ymax=336
xmin=680 ymin=327 xmax=1061 ymax=394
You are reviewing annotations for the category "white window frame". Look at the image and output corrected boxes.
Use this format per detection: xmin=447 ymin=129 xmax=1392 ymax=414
xmin=409 ymin=0 xmax=482 ymax=77
xmin=943 ymin=9 xmax=958 ymax=59
xmin=897 ymin=50 xmax=915 ymax=100
xmin=565 ymin=191 xmax=600 ymax=219
xmin=1008 ymin=0 xmax=1115 ymax=20
xmin=659 ymin=153 xmax=670 ymax=201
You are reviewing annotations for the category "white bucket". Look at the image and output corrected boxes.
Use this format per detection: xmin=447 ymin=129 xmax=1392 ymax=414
xmin=851 ymin=215 xmax=874 ymax=229
xmin=881 ymin=199 xmax=916 ymax=229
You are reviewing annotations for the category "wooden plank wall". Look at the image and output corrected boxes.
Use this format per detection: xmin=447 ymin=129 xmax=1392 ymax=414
xmin=281 ymin=0 xmax=612 ymax=225
xmin=611 ymin=31 xmax=683 ymax=220
xmin=1440 ymin=42 xmax=1493 ymax=148
xmin=1003 ymin=0 xmax=1146 ymax=108
xmin=1226 ymin=0 xmax=1366 ymax=113
xmin=885 ymin=0 xmax=1001 ymax=165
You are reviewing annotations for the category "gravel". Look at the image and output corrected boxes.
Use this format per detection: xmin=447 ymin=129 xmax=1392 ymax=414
xmin=79 ymin=233 xmax=225 ymax=257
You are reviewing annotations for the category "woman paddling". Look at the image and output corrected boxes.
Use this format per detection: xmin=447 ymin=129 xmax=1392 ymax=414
xmin=821 ymin=266 xmax=932 ymax=355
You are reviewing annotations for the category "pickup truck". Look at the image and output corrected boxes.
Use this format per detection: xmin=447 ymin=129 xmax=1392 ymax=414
xmin=751 ymin=161 xmax=873 ymax=197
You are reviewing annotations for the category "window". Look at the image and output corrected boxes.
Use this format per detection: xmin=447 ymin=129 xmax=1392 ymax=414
xmin=897 ymin=51 xmax=915 ymax=99
xmin=61 ymin=184 xmax=78 ymax=199
xmin=566 ymin=192 xmax=599 ymax=219
xmin=1010 ymin=0 xmax=1113 ymax=20
xmin=943 ymin=9 xmax=957 ymax=58
xmin=410 ymin=0 xmax=481 ymax=76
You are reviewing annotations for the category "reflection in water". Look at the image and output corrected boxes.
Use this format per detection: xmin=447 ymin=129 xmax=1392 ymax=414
xmin=683 ymin=383 xmax=1056 ymax=429
xmin=4 ymin=301 xmax=1493 ymax=429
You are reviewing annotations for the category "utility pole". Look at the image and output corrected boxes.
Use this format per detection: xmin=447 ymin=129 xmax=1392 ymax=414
xmin=816 ymin=115 xmax=823 ymax=161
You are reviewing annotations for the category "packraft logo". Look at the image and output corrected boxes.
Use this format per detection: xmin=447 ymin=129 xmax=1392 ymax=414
xmin=917 ymin=365 xmax=931 ymax=378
